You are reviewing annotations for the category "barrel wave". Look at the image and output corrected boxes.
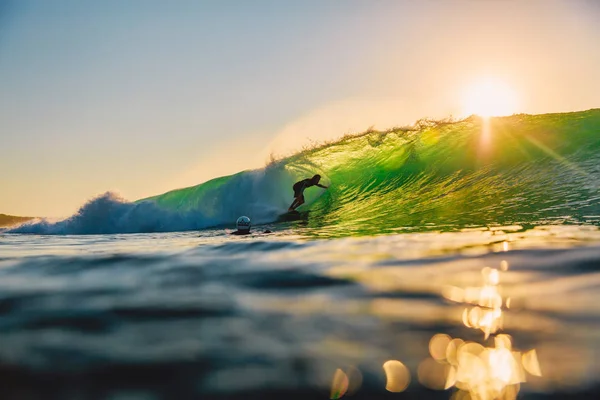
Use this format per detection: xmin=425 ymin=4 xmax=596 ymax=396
xmin=11 ymin=109 xmax=600 ymax=235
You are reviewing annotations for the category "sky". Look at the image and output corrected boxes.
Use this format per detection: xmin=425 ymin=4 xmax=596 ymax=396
xmin=1 ymin=0 xmax=599 ymax=217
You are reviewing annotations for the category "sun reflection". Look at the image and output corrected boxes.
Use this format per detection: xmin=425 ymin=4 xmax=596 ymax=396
xmin=330 ymin=369 xmax=349 ymax=399
xmin=431 ymin=262 xmax=542 ymax=399
xmin=444 ymin=265 xmax=505 ymax=339
xmin=328 ymin=259 xmax=547 ymax=398
xmin=418 ymin=357 xmax=450 ymax=390
xmin=330 ymin=366 xmax=363 ymax=399
xmin=345 ymin=366 xmax=363 ymax=395
xmin=421 ymin=333 xmax=530 ymax=399
xmin=383 ymin=360 xmax=411 ymax=392
xmin=430 ymin=333 xmax=452 ymax=361
xmin=522 ymin=349 xmax=542 ymax=377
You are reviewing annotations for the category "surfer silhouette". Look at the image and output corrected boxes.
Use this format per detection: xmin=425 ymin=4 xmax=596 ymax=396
xmin=288 ymin=174 xmax=328 ymax=212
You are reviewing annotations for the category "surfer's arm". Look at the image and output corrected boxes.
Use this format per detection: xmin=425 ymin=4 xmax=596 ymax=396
xmin=316 ymin=184 xmax=328 ymax=189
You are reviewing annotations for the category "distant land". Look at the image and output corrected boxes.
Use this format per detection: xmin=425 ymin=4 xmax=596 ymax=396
xmin=0 ymin=214 xmax=35 ymax=228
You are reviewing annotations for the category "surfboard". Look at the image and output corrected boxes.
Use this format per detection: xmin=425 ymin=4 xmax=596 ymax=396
xmin=277 ymin=210 xmax=308 ymax=222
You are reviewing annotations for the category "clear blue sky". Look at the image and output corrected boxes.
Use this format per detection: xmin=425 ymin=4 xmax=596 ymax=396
xmin=1 ymin=0 xmax=599 ymax=217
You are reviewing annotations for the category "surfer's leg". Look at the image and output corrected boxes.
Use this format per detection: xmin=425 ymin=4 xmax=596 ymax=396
xmin=288 ymin=194 xmax=304 ymax=211
xmin=288 ymin=197 xmax=299 ymax=211
xmin=289 ymin=188 xmax=300 ymax=211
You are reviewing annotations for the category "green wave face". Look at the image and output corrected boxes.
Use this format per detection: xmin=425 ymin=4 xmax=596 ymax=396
xmin=143 ymin=109 xmax=600 ymax=237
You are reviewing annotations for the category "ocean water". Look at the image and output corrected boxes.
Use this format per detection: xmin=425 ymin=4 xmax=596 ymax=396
xmin=3 ymin=110 xmax=600 ymax=399
xmin=2 ymin=225 xmax=600 ymax=399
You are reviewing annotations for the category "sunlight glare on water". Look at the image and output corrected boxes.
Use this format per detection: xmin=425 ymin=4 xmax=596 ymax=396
xmin=382 ymin=360 xmax=411 ymax=393
xmin=427 ymin=262 xmax=544 ymax=399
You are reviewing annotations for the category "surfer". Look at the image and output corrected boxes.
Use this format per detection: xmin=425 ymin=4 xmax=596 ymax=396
xmin=230 ymin=216 xmax=272 ymax=235
xmin=288 ymin=174 xmax=328 ymax=212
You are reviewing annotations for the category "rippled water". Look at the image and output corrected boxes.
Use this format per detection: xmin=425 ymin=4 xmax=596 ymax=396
xmin=1 ymin=225 xmax=600 ymax=399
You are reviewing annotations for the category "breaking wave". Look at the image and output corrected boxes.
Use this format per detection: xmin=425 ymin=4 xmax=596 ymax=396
xmin=10 ymin=109 xmax=600 ymax=235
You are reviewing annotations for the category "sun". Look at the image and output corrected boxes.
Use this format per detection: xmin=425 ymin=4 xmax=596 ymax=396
xmin=462 ymin=78 xmax=518 ymax=117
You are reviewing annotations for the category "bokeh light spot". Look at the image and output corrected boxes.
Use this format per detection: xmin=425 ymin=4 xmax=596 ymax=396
xmin=330 ymin=368 xmax=349 ymax=399
xmin=383 ymin=360 xmax=411 ymax=392
xmin=430 ymin=333 xmax=452 ymax=361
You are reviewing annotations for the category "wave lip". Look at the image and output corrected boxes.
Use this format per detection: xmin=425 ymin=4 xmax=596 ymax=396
xmin=9 ymin=192 xmax=216 ymax=235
